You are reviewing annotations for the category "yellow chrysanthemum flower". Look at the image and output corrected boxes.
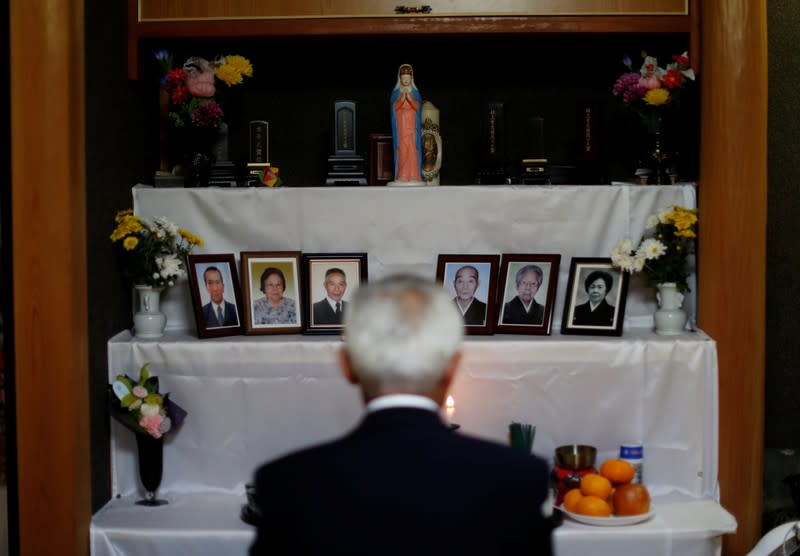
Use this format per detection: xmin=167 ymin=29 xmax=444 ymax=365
xmin=123 ymin=236 xmax=139 ymax=250
xmin=225 ymin=55 xmax=253 ymax=77
xmin=675 ymin=229 xmax=696 ymax=238
xmin=644 ymin=88 xmax=670 ymax=106
xmin=215 ymin=64 xmax=243 ymax=86
xmin=114 ymin=208 xmax=133 ymax=223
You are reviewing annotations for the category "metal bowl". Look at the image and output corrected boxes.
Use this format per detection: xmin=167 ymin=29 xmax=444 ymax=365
xmin=554 ymin=444 xmax=597 ymax=469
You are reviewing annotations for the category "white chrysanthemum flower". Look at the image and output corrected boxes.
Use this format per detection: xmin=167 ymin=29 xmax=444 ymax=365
xmin=158 ymin=254 xmax=182 ymax=278
xmin=631 ymin=255 xmax=646 ymax=272
xmin=618 ymin=237 xmax=635 ymax=254
xmin=645 ymin=213 xmax=660 ymax=229
xmin=657 ymin=207 xmax=672 ymax=224
xmin=613 ymin=252 xmax=637 ymax=272
xmin=140 ymin=402 xmax=160 ymax=417
xmin=637 ymin=238 xmax=667 ymax=260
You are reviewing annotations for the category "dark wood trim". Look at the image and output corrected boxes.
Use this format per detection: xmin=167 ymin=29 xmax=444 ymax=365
xmin=127 ymin=7 xmax=692 ymax=79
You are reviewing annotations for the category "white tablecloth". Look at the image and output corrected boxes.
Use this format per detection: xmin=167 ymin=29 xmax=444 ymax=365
xmin=106 ymin=328 xmax=720 ymax=500
xmin=132 ymin=184 xmax=698 ymax=333
xmin=90 ymin=492 xmax=735 ymax=556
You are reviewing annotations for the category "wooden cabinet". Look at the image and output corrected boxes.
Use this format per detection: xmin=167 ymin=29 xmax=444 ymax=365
xmin=127 ymin=0 xmax=698 ymax=79
xmin=138 ymin=0 xmax=688 ymax=20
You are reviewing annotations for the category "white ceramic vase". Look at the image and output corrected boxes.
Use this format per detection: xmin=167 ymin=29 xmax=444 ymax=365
xmin=654 ymin=282 xmax=687 ymax=335
xmin=133 ymin=285 xmax=166 ymax=338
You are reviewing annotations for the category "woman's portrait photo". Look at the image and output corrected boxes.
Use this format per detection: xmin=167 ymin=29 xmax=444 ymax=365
xmin=561 ymin=257 xmax=629 ymax=337
xmin=436 ymin=254 xmax=499 ymax=335
xmin=495 ymin=254 xmax=560 ymax=335
xmin=187 ymin=253 xmax=245 ymax=339
xmin=302 ymin=253 xmax=368 ymax=334
xmin=240 ymin=251 xmax=302 ymax=335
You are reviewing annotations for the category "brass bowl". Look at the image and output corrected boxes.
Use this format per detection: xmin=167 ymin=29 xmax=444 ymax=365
xmin=554 ymin=444 xmax=597 ymax=469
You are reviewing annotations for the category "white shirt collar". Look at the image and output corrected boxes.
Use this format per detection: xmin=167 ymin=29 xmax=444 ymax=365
xmin=456 ymin=298 xmax=474 ymax=315
xmin=327 ymin=297 xmax=343 ymax=311
xmin=366 ymin=394 xmax=440 ymax=413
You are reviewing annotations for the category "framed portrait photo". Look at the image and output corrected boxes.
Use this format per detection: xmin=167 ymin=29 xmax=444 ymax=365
xmin=301 ymin=253 xmax=368 ymax=335
xmin=561 ymin=257 xmax=629 ymax=337
xmin=494 ymin=254 xmax=561 ymax=335
xmin=240 ymin=251 xmax=303 ymax=335
xmin=436 ymin=254 xmax=500 ymax=335
xmin=187 ymin=254 xmax=245 ymax=339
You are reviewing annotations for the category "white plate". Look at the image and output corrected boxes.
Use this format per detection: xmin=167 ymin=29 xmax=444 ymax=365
xmin=558 ymin=504 xmax=655 ymax=526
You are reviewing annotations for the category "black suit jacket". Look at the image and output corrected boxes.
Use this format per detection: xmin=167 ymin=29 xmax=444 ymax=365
xmin=572 ymin=298 xmax=615 ymax=326
xmin=502 ymin=296 xmax=544 ymax=325
xmin=201 ymin=300 xmax=238 ymax=328
xmin=312 ymin=299 xmax=346 ymax=325
xmin=250 ymin=408 xmax=553 ymax=556
xmin=455 ymin=298 xmax=487 ymax=325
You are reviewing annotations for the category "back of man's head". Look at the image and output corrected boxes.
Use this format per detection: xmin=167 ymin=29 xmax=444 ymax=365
xmin=343 ymin=274 xmax=463 ymax=398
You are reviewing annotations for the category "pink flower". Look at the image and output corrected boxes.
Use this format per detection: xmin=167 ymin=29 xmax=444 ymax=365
xmin=132 ymin=385 xmax=148 ymax=398
xmin=185 ymin=67 xmax=216 ymax=98
xmin=639 ymin=74 xmax=661 ymax=90
xmin=139 ymin=414 xmax=164 ymax=438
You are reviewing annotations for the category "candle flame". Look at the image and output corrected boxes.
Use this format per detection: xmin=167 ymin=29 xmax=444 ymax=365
xmin=446 ymin=395 xmax=455 ymax=409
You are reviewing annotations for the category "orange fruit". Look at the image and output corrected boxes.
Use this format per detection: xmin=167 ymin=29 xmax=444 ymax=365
xmin=574 ymin=495 xmax=612 ymax=517
xmin=600 ymin=459 xmax=636 ymax=485
xmin=613 ymin=483 xmax=651 ymax=516
xmin=563 ymin=488 xmax=584 ymax=512
xmin=580 ymin=473 xmax=613 ymax=500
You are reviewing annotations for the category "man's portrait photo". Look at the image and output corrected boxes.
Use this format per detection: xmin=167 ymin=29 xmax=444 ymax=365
xmin=561 ymin=257 xmax=629 ymax=337
xmin=240 ymin=251 xmax=303 ymax=334
xmin=187 ymin=254 xmax=245 ymax=339
xmin=436 ymin=254 xmax=499 ymax=335
xmin=199 ymin=264 xmax=240 ymax=328
xmin=495 ymin=254 xmax=560 ymax=335
xmin=302 ymin=253 xmax=368 ymax=334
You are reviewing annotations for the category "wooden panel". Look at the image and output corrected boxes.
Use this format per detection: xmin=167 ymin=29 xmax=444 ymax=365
xmin=10 ymin=0 xmax=90 ymax=553
xmin=139 ymin=0 xmax=687 ymax=20
xmin=698 ymin=0 xmax=766 ymax=554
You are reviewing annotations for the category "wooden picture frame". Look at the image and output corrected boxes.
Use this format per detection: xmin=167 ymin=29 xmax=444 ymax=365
xmin=494 ymin=254 xmax=561 ymax=335
xmin=369 ymin=133 xmax=394 ymax=185
xmin=561 ymin=257 xmax=629 ymax=336
xmin=436 ymin=254 xmax=500 ymax=335
xmin=301 ymin=253 xmax=368 ymax=335
xmin=187 ymin=254 xmax=245 ymax=339
xmin=239 ymin=251 xmax=303 ymax=335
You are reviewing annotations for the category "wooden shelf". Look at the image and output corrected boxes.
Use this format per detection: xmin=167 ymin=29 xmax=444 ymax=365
xmin=128 ymin=0 xmax=697 ymax=79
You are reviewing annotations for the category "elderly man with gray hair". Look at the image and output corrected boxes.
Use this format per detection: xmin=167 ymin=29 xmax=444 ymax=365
xmin=501 ymin=264 xmax=545 ymax=325
xmin=249 ymin=274 xmax=553 ymax=556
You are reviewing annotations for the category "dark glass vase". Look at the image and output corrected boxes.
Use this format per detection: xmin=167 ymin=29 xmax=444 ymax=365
xmin=135 ymin=432 xmax=168 ymax=506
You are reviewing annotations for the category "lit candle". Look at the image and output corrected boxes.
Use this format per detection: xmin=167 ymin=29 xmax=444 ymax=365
xmin=445 ymin=395 xmax=455 ymax=423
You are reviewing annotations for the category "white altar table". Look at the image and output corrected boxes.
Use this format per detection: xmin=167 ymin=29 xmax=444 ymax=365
xmin=91 ymin=328 xmax=736 ymax=555
xmin=90 ymin=184 xmax=734 ymax=555
xmin=130 ymin=184 xmax=699 ymax=333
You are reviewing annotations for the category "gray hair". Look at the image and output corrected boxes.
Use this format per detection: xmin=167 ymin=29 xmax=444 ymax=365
xmin=343 ymin=274 xmax=463 ymax=398
xmin=515 ymin=265 xmax=543 ymax=286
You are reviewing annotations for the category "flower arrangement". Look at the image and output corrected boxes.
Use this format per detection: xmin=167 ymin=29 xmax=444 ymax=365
xmin=155 ymin=50 xmax=253 ymax=131
xmin=610 ymin=205 xmax=698 ymax=293
xmin=109 ymin=209 xmax=204 ymax=288
xmin=108 ymin=363 xmax=187 ymax=439
xmin=612 ymin=51 xmax=696 ymax=135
